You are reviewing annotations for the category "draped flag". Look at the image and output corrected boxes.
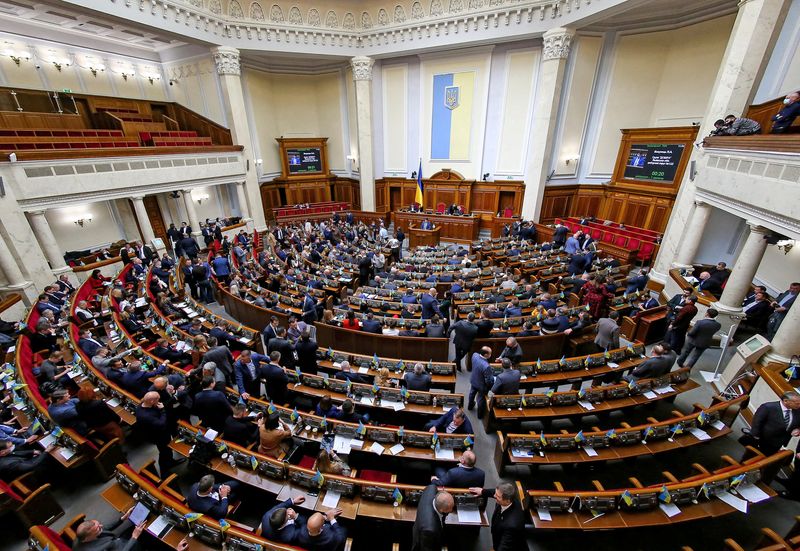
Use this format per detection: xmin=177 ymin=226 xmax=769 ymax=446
xmin=415 ymin=159 xmax=424 ymax=206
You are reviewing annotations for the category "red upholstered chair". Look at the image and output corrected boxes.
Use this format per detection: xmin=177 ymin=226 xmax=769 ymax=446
xmin=627 ymin=238 xmax=641 ymax=252
xmin=0 ymin=474 xmax=64 ymax=528
xmin=602 ymin=232 xmax=614 ymax=244
xmin=613 ymin=235 xmax=628 ymax=247
xmin=637 ymin=242 xmax=656 ymax=265
xmin=436 ymin=202 xmax=446 ymax=214
xmin=503 ymin=208 xmax=513 ymax=218
xmin=591 ymin=228 xmax=602 ymax=240
xmin=359 ymin=470 xmax=395 ymax=483
xmin=298 ymin=455 xmax=317 ymax=469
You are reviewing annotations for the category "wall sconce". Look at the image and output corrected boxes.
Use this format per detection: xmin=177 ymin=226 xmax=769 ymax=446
xmin=73 ymin=214 xmax=93 ymax=227
xmin=53 ymin=60 xmax=71 ymax=72
xmin=193 ymin=192 xmax=209 ymax=204
xmin=482 ymin=173 xmax=490 ymax=181
xmin=147 ymin=75 xmax=161 ymax=85
xmin=777 ymin=239 xmax=795 ymax=255
xmin=255 ymin=158 xmax=263 ymax=166
xmin=121 ymin=72 xmax=134 ymax=81
xmin=564 ymin=156 xmax=579 ymax=165
xmin=89 ymin=65 xmax=105 ymax=77
xmin=3 ymin=48 xmax=31 ymax=66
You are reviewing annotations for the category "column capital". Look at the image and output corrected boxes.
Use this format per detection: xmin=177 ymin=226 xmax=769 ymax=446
xmin=694 ymin=199 xmax=708 ymax=207
xmin=211 ymin=46 xmax=241 ymax=76
xmin=350 ymin=56 xmax=375 ymax=81
xmin=542 ymin=27 xmax=575 ymax=61
xmin=746 ymin=220 xmax=770 ymax=234
xmin=27 ymin=209 xmax=46 ymax=216
xmin=130 ymin=195 xmax=145 ymax=201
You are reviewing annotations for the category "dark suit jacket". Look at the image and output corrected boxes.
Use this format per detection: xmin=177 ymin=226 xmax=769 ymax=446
xmin=234 ymin=352 xmax=269 ymax=395
xmin=687 ymin=318 xmax=721 ymax=348
xmin=434 ymin=465 xmax=485 ymax=488
xmin=404 ymin=372 xmax=432 ymax=391
xmin=295 ymin=519 xmax=347 ymax=550
xmin=187 ymin=483 xmax=229 ymax=519
xmin=412 ymin=484 xmax=446 ymax=551
xmin=223 ymin=416 xmax=259 ymax=447
xmin=0 ymin=449 xmax=49 ymax=479
xmin=751 ymin=401 xmax=800 ymax=453
xmin=491 ymin=370 xmax=521 ymax=395
xmin=192 ymin=389 xmax=233 ymax=431
xmin=261 ymin=499 xmax=306 ymax=544
xmin=262 ymin=363 xmax=289 ymax=404
xmin=672 ymin=303 xmax=698 ymax=331
xmin=631 ymin=355 xmax=671 ymax=379
xmin=420 ymin=294 xmax=441 ymax=320
xmin=361 ymin=319 xmax=382 ymax=334
xmin=470 ymin=354 xmax=494 ymax=393
xmin=120 ymin=369 xmax=163 ymax=399
xmin=480 ymin=489 xmax=527 ymax=551
xmin=268 ymin=338 xmax=296 ymax=368
xmin=134 ymin=405 xmax=170 ymax=445
xmin=430 ymin=407 xmax=473 ymax=434
xmin=296 ymin=339 xmax=319 ymax=373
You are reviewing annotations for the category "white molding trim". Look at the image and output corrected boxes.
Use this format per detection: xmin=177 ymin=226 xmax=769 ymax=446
xmin=695 ymin=189 xmax=800 ymax=240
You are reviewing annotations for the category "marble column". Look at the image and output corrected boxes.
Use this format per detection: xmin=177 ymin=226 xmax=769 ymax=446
xmin=211 ymin=46 xmax=266 ymax=230
xmin=27 ymin=210 xmax=68 ymax=271
xmin=131 ymin=196 xmax=156 ymax=245
xmin=0 ymin=233 xmax=27 ymax=288
xmin=765 ymin=299 xmax=800 ymax=362
xmin=521 ymin=27 xmax=574 ymax=221
xmin=350 ymin=56 xmax=376 ymax=212
xmin=649 ymin=0 xmax=789 ymax=284
xmin=716 ymin=222 xmax=769 ymax=313
xmin=671 ymin=201 xmax=713 ymax=268
xmin=182 ymin=189 xmax=202 ymax=235
xmin=235 ymin=181 xmax=251 ymax=220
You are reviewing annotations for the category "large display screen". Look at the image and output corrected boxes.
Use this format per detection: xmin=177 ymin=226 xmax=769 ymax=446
xmin=287 ymin=147 xmax=322 ymax=174
xmin=623 ymin=143 xmax=685 ymax=183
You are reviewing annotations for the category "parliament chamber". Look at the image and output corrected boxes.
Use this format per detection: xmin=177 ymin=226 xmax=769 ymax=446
xmin=0 ymin=0 xmax=799 ymax=550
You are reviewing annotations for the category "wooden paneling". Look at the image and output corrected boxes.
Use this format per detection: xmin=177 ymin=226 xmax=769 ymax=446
xmin=143 ymin=195 xmax=168 ymax=244
xmin=0 ymin=112 xmax=84 ymax=129
xmin=745 ymin=96 xmax=800 ymax=134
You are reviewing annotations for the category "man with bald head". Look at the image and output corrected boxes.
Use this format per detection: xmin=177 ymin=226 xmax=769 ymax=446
xmin=135 ymin=391 xmax=183 ymax=476
xmin=295 ymin=508 xmax=347 ymax=550
xmin=431 ymin=450 xmax=485 ymax=488
xmin=412 ymin=484 xmax=455 ymax=551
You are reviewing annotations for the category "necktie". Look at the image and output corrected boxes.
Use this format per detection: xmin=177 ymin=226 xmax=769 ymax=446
xmin=440 ymin=513 xmax=448 ymax=527
xmin=785 ymin=409 xmax=792 ymax=428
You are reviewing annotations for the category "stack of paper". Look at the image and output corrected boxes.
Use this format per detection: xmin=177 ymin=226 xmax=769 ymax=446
xmin=369 ymin=442 xmax=385 ymax=455
xmin=389 ymin=444 xmax=405 ymax=455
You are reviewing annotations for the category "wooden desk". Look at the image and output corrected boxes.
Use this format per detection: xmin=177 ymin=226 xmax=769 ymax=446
xmin=408 ymin=224 xmax=441 ymax=248
xmin=491 ymin=216 xmax=518 ymax=238
xmin=393 ymin=212 xmax=480 ymax=244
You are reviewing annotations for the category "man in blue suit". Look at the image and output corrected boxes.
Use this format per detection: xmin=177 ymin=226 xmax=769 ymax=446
xmin=420 ymin=288 xmax=441 ymax=320
xmin=625 ymin=267 xmax=650 ymax=294
xmin=468 ymin=347 xmax=494 ymax=419
xmin=120 ymin=360 xmax=165 ymax=399
xmin=261 ymin=495 xmax=308 ymax=544
xmin=432 ymin=450 xmax=485 ymax=488
xmin=234 ymin=349 xmax=269 ymax=399
xmin=503 ymin=297 xmax=522 ymax=318
xmin=296 ymin=509 xmax=347 ymax=551
xmin=426 ymin=407 xmax=473 ymax=435
xmin=360 ymin=312 xmax=382 ymax=334
xmin=192 ymin=376 xmax=233 ymax=431
xmin=564 ymin=232 xmax=581 ymax=254
xmin=186 ymin=475 xmax=240 ymax=520
xmin=420 ymin=219 xmax=433 ymax=230
xmin=401 ymin=289 xmax=418 ymax=304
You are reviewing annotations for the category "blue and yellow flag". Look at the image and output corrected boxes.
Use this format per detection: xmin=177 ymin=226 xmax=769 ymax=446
xmin=184 ymin=512 xmax=203 ymax=523
xmin=577 ymin=389 xmax=586 ymax=400
xmin=536 ymin=358 xmax=542 ymax=370
xmin=697 ymin=411 xmax=708 ymax=425
xmin=558 ymin=355 xmax=566 ymax=366
xmin=604 ymin=348 xmax=610 ymax=359
xmin=322 ymin=373 xmax=330 ymax=387
xmin=321 ymin=416 xmax=328 ymax=430
xmin=545 ymin=389 xmax=555 ymax=399
xmin=290 ymin=408 xmax=299 ymax=422
xmin=642 ymin=426 xmax=655 ymax=440
xmin=658 ymin=485 xmax=671 ymax=504
xmin=372 ymin=353 xmax=380 ymax=367
xmin=730 ymin=474 xmax=746 ymax=488
xmin=400 ymin=387 xmax=409 ymax=399
xmin=574 ymin=430 xmax=586 ymax=443
xmin=584 ymin=355 xmax=591 ymax=366
xmin=398 ymin=426 xmax=405 ymax=439
xmin=219 ymin=518 xmax=231 ymax=532
xmin=431 ymin=430 xmax=439 ymax=450
xmin=670 ymin=424 xmax=684 ymax=438
xmin=268 ymin=401 xmax=276 ymax=414
xmin=326 ymin=347 xmax=334 ymax=359
xmin=312 ymin=470 xmax=325 ymax=487
xmin=345 ymin=378 xmax=352 ymax=393
xmin=357 ymin=420 xmax=367 ymax=436
xmin=415 ymin=159 xmax=424 ymax=204
xmin=626 ymin=345 xmax=635 ymax=355
xmin=372 ymin=382 xmax=380 ymax=395
xmin=29 ymin=418 xmax=42 ymax=434
xmin=521 ymin=394 xmax=527 ymax=407
xmin=539 ymin=431 xmax=547 ymax=446
xmin=620 ymin=490 xmax=633 ymax=506
xmin=627 ymin=379 xmax=637 ymax=391
xmin=295 ymin=366 xmax=302 ymax=379
xmin=238 ymin=394 xmax=246 ymax=405
xmin=51 ymin=426 xmax=64 ymax=438
xmin=698 ymin=483 xmax=710 ymax=499
xmin=606 ymin=428 xmax=617 ymax=440
xmin=393 ymin=487 xmax=404 ymax=505
xmin=397 ymin=360 xmax=405 ymax=371
xmin=786 ymin=365 xmax=799 ymax=379
xmin=216 ymin=441 xmax=227 ymax=453
xmin=250 ymin=455 xmax=258 ymax=470
xmin=464 ymin=435 xmax=474 ymax=448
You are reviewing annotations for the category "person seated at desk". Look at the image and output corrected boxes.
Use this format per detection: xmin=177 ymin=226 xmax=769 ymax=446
xmin=152 ymin=338 xmax=192 ymax=367
xmin=516 ymin=321 xmax=539 ymax=337
xmin=120 ymin=360 xmax=165 ymax=399
xmin=497 ymin=337 xmax=523 ymax=366
xmin=771 ymin=91 xmax=800 ymax=133
xmin=37 ymin=349 xmax=70 ymax=387
xmin=622 ymin=344 xmax=672 ymax=384
xmin=187 ymin=474 xmax=241 ymax=520
xmin=401 ymin=304 xmax=418 ymax=320
xmin=425 ymin=315 xmax=446 ymax=337
xmin=258 ymin=411 xmax=294 ymax=458
xmin=223 ymin=403 xmax=259 ymax=447
xmin=695 ymin=271 xmax=722 ymax=297
xmin=334 ymin=360 xmax=367 ymax=384
xmin=638 ymin=293 xmax=660 ymax=312
xmin=426 ymin=407 xmax=473 ymax=435
xmin=382 ymin=319 xmax=400 ymax=336
xmin=317 ymin=448 xmax=351 ymax=476
xmin=361 ymin=312 xmax=382 ymax=334
xmin=401 ymin=289 xmax=418 ymax=304
xmin=315 ymin=395 xmax=342 ymax=419
xmin=432 ymin=450 xmax=484 ymax=488
xmin=625 ymin=268 xmax=650 ymax=294
xmin=262 ymin=495 xmax=308 ymax=545
xmin=490 ymin=359 xmax=521 ymax=395
xmin=296 ymin=509 xmax=347 ymax=551
xmin=503 ymin=297 xmax=523 ymax=318
xmin=420 ymin=219 xmax=434 ymax=230
xmin=403 ymin=363 xmax=432 ymax=392
xmin=73 ymin=507 xmax=153 ymax=551
xmin=341 ymin=310 xmax=361 ymax=330
xmin=338 ymin=399 xmax=368 ymax=424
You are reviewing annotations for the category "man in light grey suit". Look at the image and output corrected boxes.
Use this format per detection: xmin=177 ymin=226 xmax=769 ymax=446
xmin=594 ymin=311 xmax=620 ymax=352
xmin=677 ymin=308 xmax=721 ymax=368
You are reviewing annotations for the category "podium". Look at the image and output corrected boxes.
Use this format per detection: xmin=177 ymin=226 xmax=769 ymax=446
xmin=409 ymin=223 xmax=441 ymax=248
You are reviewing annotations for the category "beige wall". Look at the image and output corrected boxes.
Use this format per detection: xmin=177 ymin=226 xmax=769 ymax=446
xmin=553 ymin=35 xmax=602 ymax=177
xmin=495 ymin=49 xmax=539 ymax=177
xmin=244 ymin=68 xmax=347 ymax=175
xmin=591 ymin=16 xmax=735 ymax=176
xmin=382 ymin=64 xmax=408 ymax=174
xmin=163 ymin=57 xmax=224 ymax=124
xmin=757 ymin=245 xmax=800 ymax=294
xmin=44 ymin=202 xmax=124 ymax=253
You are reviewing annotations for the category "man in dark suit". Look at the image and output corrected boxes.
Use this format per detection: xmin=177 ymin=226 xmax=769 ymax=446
xmin=262 ymin=495 xmax=308 ymax=544
xmin=767 ymin=282 xmax=800 ymax=340
xmin=186 ymin=474 xmax=240 ymax=520
xmin=78 ymin=329 xmax=105 ymax=358
xmin=120 ymin=361 xmax=165 ymax=399
xmin=263 ymin=351 xmax=290 ymax=404
xmin=677 ymin=308 xmax=721 ymax=368
xmin=202 ymin=338 xmax=236 ymax=386
xmin=469 ymin=483 xmax=527 ymax=551
xmin=0 ymin=440 xmax=54 ymax=479
xmin=193 ymin=376 xmax=233 ymax=431
xmin=135 ymin=391 xmax=184 ymax=477
xmin=334 ymin=360 xmax=367 ymax=385
xmin=497 ymin=337 xmax=523 ymax=366
xmin=491 ymin=359 xmax=521 ymax=395
xmin=426 ymin=407 xmax=473 ymax=434
xmin=223 ymin=403 xmax=259 ymax=447
xmin=696 ymin=271 xmax=723 ymax=297
xmin=750 ymin=391 xmax=800 ymax=455
xmin=623 ymin=344 xmax=672 ymax=383
xmin=744 ymin=291 xmax=773 ymax=330
xmin=665 ymin=295 xmax=698 ymax=354
xmin=361 ymin=312 xmax=382 ymax=334
xmin=432 ymin=450 xmax=485 ymax=488
xmin=403 ymin=363 xmax=432 ymax=391
xmin=73 ymin=508 xmax=149 ymax=551
xmin=667 ymin=287 xmax=694 ymax=317
xmin=234 ymin=349 xmax=269 ymax=399
xmin=296 ymin=509 xmax=347 ymax=551
xmin=421 ymin=288 xmax=441 ymax=320
xmin=411 ymin=484 xmax=454 ymax=551
xmin=638 ymin=294 xmax=660 ymax=312
xmin=268 ymin=327 xmax=296 ymax=369
xmin=295 ymin=331 xmax=319 ymax=374
xmin=552 ymin=223 xmax=568 ymax=248
xmin=475 ymin=309 xmax=494 ymax=339
xmin=625 ymin=268 xmax=650 ymax=294
xmin=262 ymin=316 xmax=281 ymax=344
xmin=468 ymin=347 xmax=494 ymax=418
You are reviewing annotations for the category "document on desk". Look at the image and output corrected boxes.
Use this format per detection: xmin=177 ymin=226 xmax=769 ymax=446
xmin=717 ymin=491 xmax=748 ymax=513
xmin=383 ymin=400 xmax=405 ymax=411
xmin=333 ymin=436 xmax=352 ymax=453
xmin=349 ymin=439 xmax=364 ymax=449
xmin=358 ymin=367 xmax=370 ymax=374
xmin=689 ymin=428 xmax=711 ymax=441
xmin=511 ymin=448 xmax=532 ymax=458
xmin=205 ymin=429 xmax=219 ymax=440
xmin=736 ymin=484 xmax=770 ymax=503
xmin=659 ymin=503 xmax=682 ymax=518
xmin=38 ymin=434 xmax=56 ymax=448
xmin=642 ymin=391 xmax=658 ymax=400
xmin=536 ymin=508 xmax=552 ymax=521
xmin=321 ymin=491 xmax=341 ymax=509
xmin=360 ymin=396 xmax=374 ymax=405
xmin=435 ymin=447 xmax=455 ymax=460
xmin=711 ymin=420 xmax=726 ymax=431
xmin=457 ymin=509 xmax=481 ymax=524
xmin=147 ymin=515 xmax=172 ymax=538
xmin=129 ymin=502 xmax=150 ymax=526
xmin=389 ymin=443 xmax=405 ymax=455
xmin=583 ymin=446 xmax=598 ymax=457
xmin=369 ymin=442 xmax=385 ymax=455
xmin=59 ymin=448 xmax=76 ymax=461
xmin=238 ymin=337 xmax=250 ymax=344
xmin=578 ymin=400 xmax=595 ymax=411
xmin=106 ymin=398 xmax=121 ymax=408
xmin=654 ymin=385 xmax=674 ymax=395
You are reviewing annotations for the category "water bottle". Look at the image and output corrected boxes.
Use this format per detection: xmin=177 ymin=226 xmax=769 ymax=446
xmin=432 ymin=396 xmax=437 ymax=408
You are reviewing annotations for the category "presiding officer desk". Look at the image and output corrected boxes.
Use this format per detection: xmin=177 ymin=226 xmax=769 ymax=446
xmin=392 ymin=211 xmax=480 ymax=243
